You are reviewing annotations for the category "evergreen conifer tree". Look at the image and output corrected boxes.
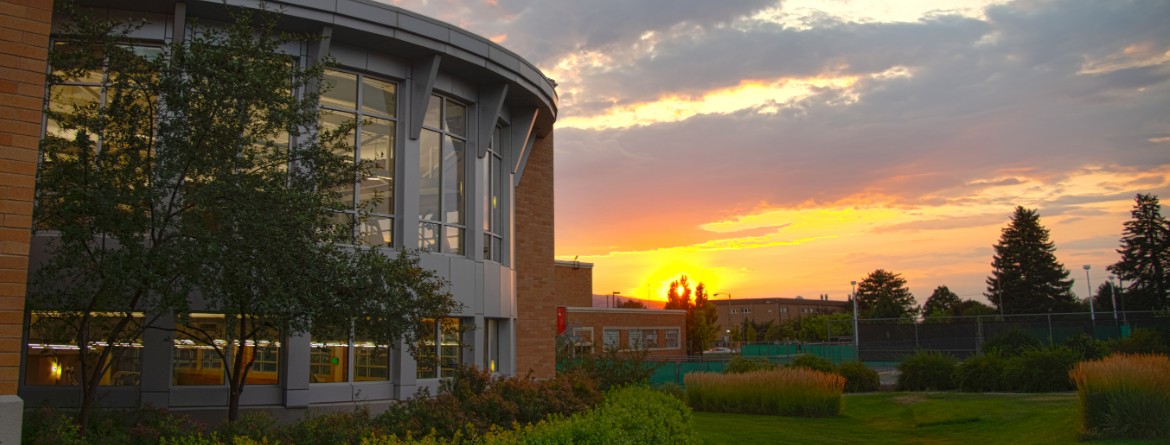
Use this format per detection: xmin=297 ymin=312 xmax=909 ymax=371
xmin=985 ymin=207 xmax=1074 ymax=314
xmin=856 ymin=269 xmax=918 ymax=319
xmin=1107 ymin=194 xmax=1170 ymax=311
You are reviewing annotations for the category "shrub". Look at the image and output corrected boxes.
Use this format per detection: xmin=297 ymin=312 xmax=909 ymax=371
xmin=375 ymin=366 xmax=603 ymax=440
xmin=1063 ymin=333 xmax=1105 ymax=360
xmin=478 ymin=386 xmax=702 ymax=445
xmin=22 ymin=406 xmax=85 ymax=445
xmin=1071 ymin=354 xmax=1170 ymax=440
xmin=1104 ymin=328 xmax=1169 ymax=355
xmin=283 ymin=409 xmax=379 ymax=445
xmin=215 ymin=410 xmax=282 ymax=444
xmin=685 ymin=369 xmax=844 ymax=417
xmin=982 ymin=328 xmax=1042 ymax=357
xmin=725 ymin=356 xmax=777 ymax=374
xmin=1004 ymin=347 xmax=1079 ymax=392
xmin=656 ymin=382 xmax=687 ymax=401
xmin=896 ymin=351 xmax=956 ymax=391
xmin=787 ymin=354 xmax=835 ymax=373
xmin=837 ymin=361 xmax=880 ymax=393
xmin=24 ymin=405 xmax=205 ymax=445
xmin=954 ymin=354 xmax=1007 ymax=392
xmin=558 ymin=345 xmax=658 ymax=390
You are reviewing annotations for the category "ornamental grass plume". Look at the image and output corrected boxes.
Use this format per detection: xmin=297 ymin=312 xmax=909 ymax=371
xmin=1070 ymin=353 xmax=1170 ymax=440
xmin=684 ymin=368 xmax=844 ymax=417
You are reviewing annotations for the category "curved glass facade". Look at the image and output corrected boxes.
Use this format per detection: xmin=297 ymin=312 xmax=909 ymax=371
xmin=21 ymin=0 xmax=557 ymax=411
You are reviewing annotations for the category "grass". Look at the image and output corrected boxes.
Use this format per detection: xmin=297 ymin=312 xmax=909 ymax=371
xmin=693 ymin=392 xmax=1166 ymax=444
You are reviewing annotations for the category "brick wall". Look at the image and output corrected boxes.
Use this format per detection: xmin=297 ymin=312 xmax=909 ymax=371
xmin=715 ymin=298 xmax=849 ymax=329
xmin=0 ymin=0 xmax=51 ymax=396
xmin=514 ymin=131 xmax=555 ymax=378
xmin=553 ymin=262 xmax=593 ymax=308
xmin=564 ymin=308 xmax=687 ymax=358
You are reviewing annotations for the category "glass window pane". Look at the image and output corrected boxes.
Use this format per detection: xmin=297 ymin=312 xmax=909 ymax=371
xmin=321 ymin=110 xmax=357 ymax=208
xmin=444 ymin=226 xmax=464 ymax=255
xmin=361 ymin=77 xmax=396 ymax=117
xmin=25 ymin=312 xmax=144 ymax=386
xmin=244 ymin=337 xmax=281 ymax=385
xmin=416 ymin=319 xmax=437 ymax=379
xmin=354 ymin=340 xmax=389 ymax=381
xmin=173 ymin=314 xmax=226 ymax=386
xmin=51 ymin=42 xmax=104 ymax=83
xmin=419 ymin=222 xmax=440 ymax=252
xmin=321 ymin=70 xmax=357 ymax=110
xmin=418 ymin=130 xmax=441 ymax=222
xmin=360 ymin=215 xmax=393 ymax=246
xmin=359 ymin=118 xmax=394 ymax=215
xmin=491 ymin=156 xmax=501 ymax=231
xmin=445 ymin=100 xmax=466 ymax=136
xmin=442 ymin=138 xmax=464 ymax=225
xmin=424 ymin=95 xmax=441 ymax=129
xmin=483 ymin=319 xmax=499 ymax=373
xmin=310 ymin=335 xmax=349 ymax=384
xmin=439 ymin=318 xmax=462 ymax=378
xmin=482 ymin=157 xmax=490 ymax=232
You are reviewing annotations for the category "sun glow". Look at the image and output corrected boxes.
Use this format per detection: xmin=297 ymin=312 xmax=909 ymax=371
xmin=562 ymin=164 xmax=1170 ymax=303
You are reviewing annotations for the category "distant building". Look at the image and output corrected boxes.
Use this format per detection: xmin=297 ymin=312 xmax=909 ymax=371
xmin=553 ymin=261 xmax=687 ymax=358
xmin=712 ymin=296 xmax=849 ymax=329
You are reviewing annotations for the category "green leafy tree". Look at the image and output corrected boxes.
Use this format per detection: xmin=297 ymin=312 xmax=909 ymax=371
xmin=922 ymin=286 xmax=962 ymax=319
xmin=30 ymin=5 xmax=457 ymax=426
xmin=745 ymin=322 xmax=758 ymax=343
xmin=1108 ymin=194 xmax=1170 ymax=311
xmin=795 ymin=312 xmax=854 ymax=341
xmin=615 ymin=298 xmax=647 ymax=309
xmin=985 ymin=207 xmax=1075 ymax=314
xmin=856 ymin=269 xmax=918 ymax=320
xmin=663 ymin=275 xmax=719 ymax=355
xmin=956 ymin=299 xmax=997 ymax=317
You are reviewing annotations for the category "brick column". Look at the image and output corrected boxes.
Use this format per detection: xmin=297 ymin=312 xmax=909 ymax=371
xmin=514 ymin=131 xmax=555 ymax=378
xmin=0 ymin=0 xmax=53 ymax=442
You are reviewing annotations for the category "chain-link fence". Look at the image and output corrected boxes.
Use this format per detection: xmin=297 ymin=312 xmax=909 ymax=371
xmin=858 ymin=311 xmax=1169 ymax=362
xmin=618 ymin=311 xmax=1168 ymax=386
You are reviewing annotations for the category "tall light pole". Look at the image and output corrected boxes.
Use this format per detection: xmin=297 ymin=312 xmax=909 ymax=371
xmin=1083 ymin=265 xmax=1095 ymax=322
xmin=1107 ymin=275 xmax=1119 ymax=323
xmin=611 ymin=291 xmax=620 ymax=308
xmin=1117 ymin=277 xmax=1127 ymax=323
xmin=850 ymin=281 xmax=858 ymax=350
xmin=715 ymin=292 xmax=734 ymax=344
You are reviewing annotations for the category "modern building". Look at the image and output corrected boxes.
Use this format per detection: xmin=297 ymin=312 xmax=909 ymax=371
xmin=553 ymin=261 xmax=688 ymax=359
xmin=4 ymin=0 xmax=560 ymax=425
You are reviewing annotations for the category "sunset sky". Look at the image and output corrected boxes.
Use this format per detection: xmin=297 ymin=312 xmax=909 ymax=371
xmin=387 ymin=0 xmax=1170 ymax=306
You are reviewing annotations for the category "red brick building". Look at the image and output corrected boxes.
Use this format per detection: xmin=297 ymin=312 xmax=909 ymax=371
xmin=0 ymin=0 xmax=52 ymax=440
xmin=554 ymin=261 xmax=687 ymax=359
xmin=713 ymin=296 xmax=849 ymax=330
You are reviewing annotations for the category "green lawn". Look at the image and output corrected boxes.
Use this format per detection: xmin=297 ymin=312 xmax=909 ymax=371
xmin=692 ymin=392 xmax=1163 ymax=445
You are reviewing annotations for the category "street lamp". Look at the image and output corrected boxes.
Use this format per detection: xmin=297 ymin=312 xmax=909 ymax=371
xmin=850 ymin=281 xmax=858 ymax=350
xmin=1083 ymin=265 xmax=1095 ymax=323
xmin=611 ymin=291 xmax=620 ymax=308
xmin=1107 ymin=275 xmax=1119 ymax=323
